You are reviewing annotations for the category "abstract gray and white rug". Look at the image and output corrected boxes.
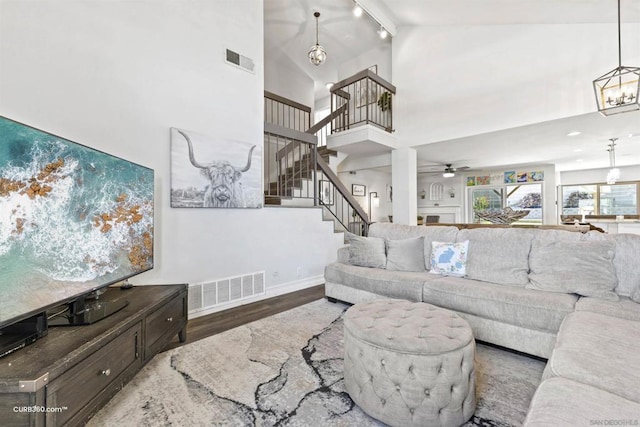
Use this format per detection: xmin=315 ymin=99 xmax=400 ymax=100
xmin=88 ymin=299 xmax=545 ymax=427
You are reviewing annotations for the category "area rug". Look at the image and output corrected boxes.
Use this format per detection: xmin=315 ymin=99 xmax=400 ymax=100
xmin=87 ymin=299 xmax=545 ymax=426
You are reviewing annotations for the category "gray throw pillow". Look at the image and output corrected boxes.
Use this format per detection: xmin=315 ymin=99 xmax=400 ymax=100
xmin=386 ymin=236 xmax=425 ymax=272
xmin=526 ymin=239 xmax=619 ymax=301
xmin=348 ymin=235 xmax=386 ymax=268
xmin=457 ymin=228 xmax=532 ymax=286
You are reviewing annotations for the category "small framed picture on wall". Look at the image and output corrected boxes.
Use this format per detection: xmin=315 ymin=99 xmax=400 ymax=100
xmin=319 ymin=180 xmax=333 ymax=205
xmin=352 ymin=184 xmax=366 ymax=196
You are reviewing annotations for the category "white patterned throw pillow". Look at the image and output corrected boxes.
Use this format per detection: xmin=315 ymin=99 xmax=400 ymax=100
xmin=430 ymin=240 xmax=469 ymax=277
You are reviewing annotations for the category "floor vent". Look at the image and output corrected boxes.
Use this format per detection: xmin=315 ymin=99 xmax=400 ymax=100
xmin=188 ymin=271 xmax=265 ymax=313
xmin=225 ymin=48 xmax=255 ymax=73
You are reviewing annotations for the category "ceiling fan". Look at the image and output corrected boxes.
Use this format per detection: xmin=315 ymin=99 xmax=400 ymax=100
xmin=418 ymin=164 xmax=470 ymax=178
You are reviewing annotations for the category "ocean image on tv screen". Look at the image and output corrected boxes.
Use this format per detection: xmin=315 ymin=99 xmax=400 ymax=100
xmin=0 ymin=117 xmax=154 ymax=326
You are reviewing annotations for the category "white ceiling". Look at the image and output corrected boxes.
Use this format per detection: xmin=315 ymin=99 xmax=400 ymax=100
xmin=264 ymin=0 xmax=640 ymax=173
xmin=264 ymin=0 xmax=391 ymax=97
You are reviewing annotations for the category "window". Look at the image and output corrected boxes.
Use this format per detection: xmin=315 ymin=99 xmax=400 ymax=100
xmin=561 ymin=182 xmax=639 ymax=217
xmin=470 ymin=187 xmax=504 ymax=223
xmin=600 ymin=184 xmax=637 ymax=215
xmin=507 ymin=184 xmax=542 ymax=224
xmin=561 ymin=185 xmax=597 ymax=216
xmin=469 ymin=184 xmax=543 ymax=224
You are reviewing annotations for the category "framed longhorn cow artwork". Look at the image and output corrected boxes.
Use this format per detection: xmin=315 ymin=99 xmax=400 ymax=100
xmin=170 ymin=128 xmax=262 ymax=208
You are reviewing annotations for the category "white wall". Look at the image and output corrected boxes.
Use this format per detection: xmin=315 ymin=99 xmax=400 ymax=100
xmin=417 ymin=175 xmax=464 ymax=208
xmin=264 ymin=48 xmax=315 ymax=110
xmin=338 ymin=170 xmax=392 ymax=223
xmin=560 ymin=165 xmax=640 ymax=186
xmin=338 ymin=43 xmax=392 ymax=83
xmin=0 ymin=0 xmax=344 ymax=310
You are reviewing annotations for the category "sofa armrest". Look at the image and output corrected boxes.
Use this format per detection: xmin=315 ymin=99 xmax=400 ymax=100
xmin=338 ymin=246 xmax=350 ymax=263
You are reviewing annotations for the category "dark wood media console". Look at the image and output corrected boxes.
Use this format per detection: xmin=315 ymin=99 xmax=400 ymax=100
xmin=0 ymin=284 xmax=187 ymax=426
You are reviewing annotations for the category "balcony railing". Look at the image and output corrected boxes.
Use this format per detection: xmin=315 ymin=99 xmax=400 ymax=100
xmin=330 ymin=69 xmax=396 ymax=133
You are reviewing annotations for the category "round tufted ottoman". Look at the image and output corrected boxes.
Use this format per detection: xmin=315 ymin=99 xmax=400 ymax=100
xmin=343 ymin=299 xmax=476 ymax=427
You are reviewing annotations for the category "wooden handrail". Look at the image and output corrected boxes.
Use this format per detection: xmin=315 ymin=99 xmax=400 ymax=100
xmin=306 ymin=104 xmax=348 ymax=135
xmin=333 ymin=89 xmax=351 ymax=101
xmin=316 ymin=155 xmax=369 ymax=224
xmin=264 ymin=91 xmax=312 ymax=113
xmin=330 ymin=69 xmax=396 ymax=94
xmin=268 ymin=124 xmax=317 ymax=163
xmin=273 ymin=105 xmax=347 ymax=162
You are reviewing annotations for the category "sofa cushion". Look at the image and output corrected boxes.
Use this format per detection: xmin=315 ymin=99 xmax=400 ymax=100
xmin=527 ymin=239 xmax=619 ymax=301
xmin=429 ymin=240 xmax=468 ymax=277
xmin=523 ymin=377 xmax=640 ymax=426
xmin=385 ymin=236 xmax=425 ymax=272
xmin=368 ymin=223 xmax=459 ymax=270
xmin=457 ymin=228 xmax=532 ymax=286
xmin=348 ymin=235 xmax=386 ymax=268
xmin=544 ymin=311 xmax=640 ymax=403
xmin=337 ymin=246 xmax=350 ymax=263
xmin=324 ymin=262 xmax=429 ymax=302
xmin=607 ymin=233 xmax=640 ymax=297
xmin=422 ymin=276 xmax=578 ymax=333
xmin=526 ymin=228 xmax=586 ymax=241
xmin=575 ymin=296 xmax=640 ymax=321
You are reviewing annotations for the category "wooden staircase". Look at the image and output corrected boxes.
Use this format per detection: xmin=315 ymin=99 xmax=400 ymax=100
xmin=263 ymin=91 xmax=368 ymax=236
xmin=264 ymin=147 xmax=337 ymax=206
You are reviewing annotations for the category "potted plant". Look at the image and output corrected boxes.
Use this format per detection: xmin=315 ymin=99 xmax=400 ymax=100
xmin=377 ymin=91 xmax=392 ymax=111
xmin=417 ymin=215 xmax=424 ymax=225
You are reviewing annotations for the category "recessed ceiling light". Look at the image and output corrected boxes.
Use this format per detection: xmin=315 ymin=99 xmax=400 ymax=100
xmin=573 ymin=148 xmax=583 ymax=152
xmin=353 ymin=5 xmax=363 ymax=17
xmin=567 ymin=131 xmax=581 ymax=137
xmin=325 ymin=82 xmax=334 ymax=89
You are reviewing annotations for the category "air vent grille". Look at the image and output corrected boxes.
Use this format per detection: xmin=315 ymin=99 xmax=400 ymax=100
xmin=188 ymin=271 xmax=265 ymax=314
xmin=225 ymin=48 xmax=255 ymax=73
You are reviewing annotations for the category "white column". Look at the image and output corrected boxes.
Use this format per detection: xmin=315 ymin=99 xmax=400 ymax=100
xmin=391 ymin=147 xmax=417 ymax=225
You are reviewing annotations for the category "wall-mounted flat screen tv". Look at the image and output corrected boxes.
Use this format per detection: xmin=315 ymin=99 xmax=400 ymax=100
xmin=0 ymin=116 xmax=154 ymax=329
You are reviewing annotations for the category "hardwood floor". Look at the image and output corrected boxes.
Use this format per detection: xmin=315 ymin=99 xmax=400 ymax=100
xmin=163 ymin=284 xmax=327 ymax=351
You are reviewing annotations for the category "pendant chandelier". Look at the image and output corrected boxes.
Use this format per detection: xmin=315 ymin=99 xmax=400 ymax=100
xmin=593 ymin=0 xmax=640 ymax=116
xmin=308 ymin=12 xmax=327 ymax=66
xmin=606 ymin=138 xmax=621 ymax=185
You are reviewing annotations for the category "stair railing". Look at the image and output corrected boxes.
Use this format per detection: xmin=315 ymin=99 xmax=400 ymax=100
xmin=264 ymin=123 xmax=317 ymax=204
xmin=307 ymin=103 xmax=347 ymax=148
xmin=315 ymin=155 xmax=369 ymax=236
xmin=264 ymin=91 xmax=310 ymax=132
xmin=263 ymin=92 xmax=370 ymax=235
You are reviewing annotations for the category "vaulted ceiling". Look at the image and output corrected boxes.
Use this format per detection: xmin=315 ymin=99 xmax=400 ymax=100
xmin=264 ymin=0 xmax=640 ymax=173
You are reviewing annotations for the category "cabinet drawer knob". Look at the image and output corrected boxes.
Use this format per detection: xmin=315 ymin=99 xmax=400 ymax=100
xmin=101 ymin=368 xmax=111 ymax=377
xmin=166 ymin=317 xmax=173 ymax=322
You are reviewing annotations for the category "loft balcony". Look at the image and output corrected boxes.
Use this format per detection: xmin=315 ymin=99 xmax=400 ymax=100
xmin=328 ymin=69 xmax=398 ymax=155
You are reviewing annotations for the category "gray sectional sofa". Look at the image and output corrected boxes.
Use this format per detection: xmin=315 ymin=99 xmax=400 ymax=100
xmin=324 ymin=222 xmax=640 ymax=424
